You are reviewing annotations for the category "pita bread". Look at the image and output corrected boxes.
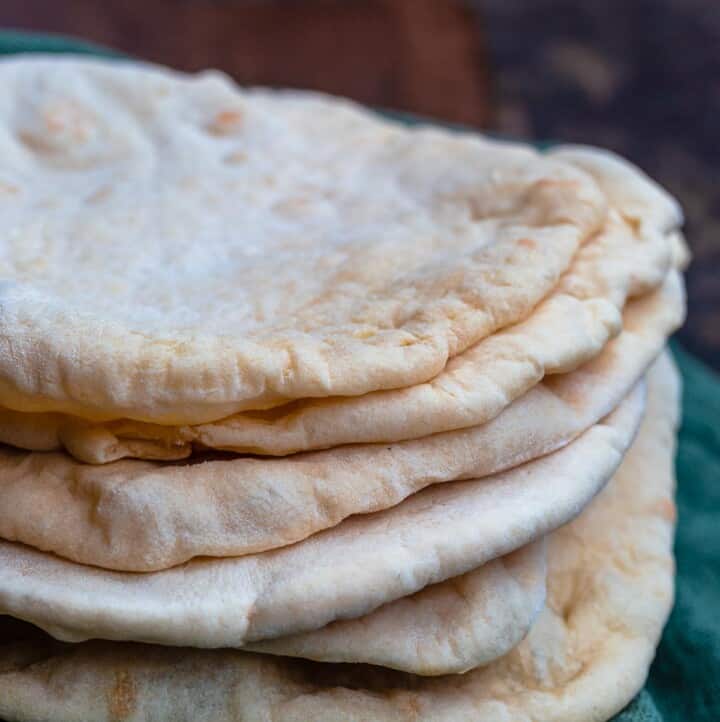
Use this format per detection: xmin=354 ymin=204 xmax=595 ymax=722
xmin=0 ymin=272 xmax=680 ymax=572
xmin=0 ymin=150 xmax=680 ymax=464
xmin=670 ymin=229 xmax=691 ymax=269
xmin=0 ymin=542 xmax=546 ymax=678
xmin=0 ymin=541 xmax=549 ymax=678
xmin=0 ymin=352 xmax=679 ymax=722
xmin=548 ymin=145 xmax=683 ymax=236
xmin=248 ymin=539 xmax=547 ymax=675
xmin=0 ymin=540 xmax=545 ymax=678
xmin=0 ymin=57 xmax=612 ymax=424
xmin=0 ymin=381 xmax=642 ymax=648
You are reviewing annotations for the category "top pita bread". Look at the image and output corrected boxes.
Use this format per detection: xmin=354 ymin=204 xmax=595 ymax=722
xmin=0 ymin=137 xmax=681 ymax=462
xmin=0 ymin=214 xmax=674 ymax=465
xmin=0 ymin=56 xmax=619 ymax=424
xmin=0 ymin=352 xmax=680 ymax=722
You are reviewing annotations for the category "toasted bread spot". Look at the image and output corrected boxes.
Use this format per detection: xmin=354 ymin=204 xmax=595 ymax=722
xmin=44 ymin=103 xmax=94 ymax=144
xmin=86 ymin=185 xmax=113 ymax=204
xmin=654 ymin=497 xmax=677 ymax=523
xmin=0 ymin=182 xmax=18 ymax=195
xmin=108 ymin=670 xmax=137 ymax=720
xmin=209 ymin=109 xmax=244 ymax=135
xmin=225 ymin=150 xmax=247 ymax=164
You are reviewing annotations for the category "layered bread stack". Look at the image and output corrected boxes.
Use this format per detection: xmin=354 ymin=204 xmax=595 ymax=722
xmin=0 ymin=57 xmax=688 ymax=722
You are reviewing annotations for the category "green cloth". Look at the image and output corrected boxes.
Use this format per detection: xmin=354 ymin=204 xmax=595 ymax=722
xmin=0 ymin=30 xmax=717 ymax=721
xmin=0 ymin=29 xmax=120 ymax=58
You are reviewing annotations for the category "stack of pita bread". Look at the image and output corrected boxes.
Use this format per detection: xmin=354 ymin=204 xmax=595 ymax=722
xmin=0 ymin=57 xmax=688 ymax=722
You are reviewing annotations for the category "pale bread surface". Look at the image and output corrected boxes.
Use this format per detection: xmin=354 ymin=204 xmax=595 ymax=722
xmin=0 ymin=272 xmax=681 ymax=571
xmin=0 ymin=541 xmax=547 ymax=677
xmin=0 ymin=353 xmax=679 ymax=722
xmin=0 ymin=57 xmax=617 ymax=423
xmin=0 ymin=146 xmax=681 ymax=462
xmin=247 ymin=539 xmax=547 ymax=675
xmin=0 ymin=382 xmax=642 ymax=647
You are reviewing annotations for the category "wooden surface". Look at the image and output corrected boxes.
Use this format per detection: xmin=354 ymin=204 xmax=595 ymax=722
xmin=1 ymin=0 xmax=718 ymax=370
xmin=0 ymin=0 xmax=491 ymax=126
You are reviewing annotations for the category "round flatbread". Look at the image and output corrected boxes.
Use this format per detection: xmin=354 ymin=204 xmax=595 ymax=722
xmin=0 ymin=272 xmax=681 ymax=572
xmin=0 ymin=540 xmax=547 ymax=677
xmin=0 ymin=381 xmax=643 ymax=648
xmin=246 ymin=539 xmax=547 ymax=675
xmin=0 ymin=146 xmax=680 ymax=463
xmin=0 ymin=352 xmax=679 ymax=722
xmin=0 ymin=56 xmax=613 ymax=423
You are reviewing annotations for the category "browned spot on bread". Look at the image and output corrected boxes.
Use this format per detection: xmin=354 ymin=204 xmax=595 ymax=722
xmin=225 ymin=150 xmax=247 ymax=163
xmin=108 ymin=669 xmax=137 ymax=720
xmin=398 ymin=695 xmax=423 ymax=719
xmin=654 ymin=497 xmax=677 ymax=523
xmin=532 ymin=178 xmax=581 ymax=190
xmin=18 ymin=131 xmax=45 ymax=153
xmin=44 ymin=103 xmax=93 ymax=143
xmin=209 ymin=109 xmax=244 ymax=135
xmin=86 ymin=186 xmax=112 ymax=204
xmin=518 ymin=238 xmax=537 ymax=250
xmin=272 ymin=196 xmax=311 ymax=216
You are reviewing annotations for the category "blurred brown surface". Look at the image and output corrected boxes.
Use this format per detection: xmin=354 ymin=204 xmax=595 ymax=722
xmin=0 ymin=0 xmax=490 ymax=127
xmin=478 ymin=0 xmax=720 ymax=372
xmin=1 ymin=0 xmax=718 ymax=370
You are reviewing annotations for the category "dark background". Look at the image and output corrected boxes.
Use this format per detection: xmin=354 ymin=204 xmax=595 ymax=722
xmin=1 ymin=0 xmax=718 ymax=369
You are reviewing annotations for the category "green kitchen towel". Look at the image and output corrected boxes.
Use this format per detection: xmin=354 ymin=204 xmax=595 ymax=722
xmin=0 ymin=29 xmax=120 ymax=58
xmin=0 ymin=30 xmax=717 ymax=722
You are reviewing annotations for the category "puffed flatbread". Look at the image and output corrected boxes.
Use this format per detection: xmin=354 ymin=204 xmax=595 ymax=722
xmin=0 ymin=146 xmax=681 ymax=463
xmin=0 ymin=56 xmax=622 ymax=423
xmin=0 ymin=380 xmax=643 ymax=648
xmin=0 ymin=540 xmax=546 ymax=677
xmin=0 ymin=352 xmax=679 ymax=722
xmin=247 ymin=539 xmax=547 ymax=675
xmin=0 ymin=272 xmax=680 ymax=572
